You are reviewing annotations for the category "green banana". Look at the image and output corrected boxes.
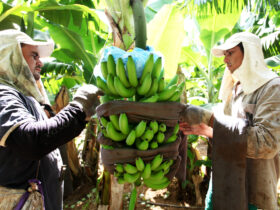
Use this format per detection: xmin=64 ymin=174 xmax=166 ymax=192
xmin=151 ymin=57 xmax=162 ymax=78
xmin=149 ymin=141 xmax=158 ymax=149
xmin=158 ymin=123 xmax=167 ymax=132
xmin=147 ymin=170 xmax=165 ymax=182
xmin=169 ymin=90 xmax=181 ymax=102
xmin=139 ymin=94 xmax=159 ymax=103
xmin=117 ymin=177 xmax=125 ymax=184
xmin=151 ymin=154 xmax=163 ymax=171
xmin=158 ymin=85 xmax=177 ymax=101
xmin=115 ymin=163 xmax=124 ymax=173
xmin=136 ymin=140 xmax=149 ymax=150
xmin=173 ymin=123 xmax=180 ymax=135
xmin=124 ymin=172 xmax=140 ymax=183
xmin=141 ymin=163 xmax=151 ymax=179
xmin=163 ymin=167 xmax=170 ymax=175
xmin=114 ymin=76 xmax=136 ymax=98
xmin=96 ymin=76 xmax=112 ymax=95
xmin=143 ymin=177 xmax=170 ymax=190
xmin=126 ymin=55 xmax=138 ymax=87
xmin=158 ymin=77 xmax=165 ymax=93
xmin=165 ymin=74 xmax=179 ymax=89
xmin=119 ymin=113 xmax=130 ymax=135
xmin=156 ymin=132 xmax=165 ymax=143
xmin=106 ymin=122 xmax=126 ymax=141
xmin=140 ymin=128 xmax=154 ymax=142
xmin=140 ymin=53 xmax=154 ymax=84
xmin=109 ymin=114 xmax=120 ymax=130
xmin=135 ymin=120 xmax=147 ymax=137
xmin=136 ymin=72 xmax=152 ymax=95
xmin=146 ymin=77 xmax=159 ymax=97
xmin=166 ymin=134 xmax=177 ymax=144
xmin=153 ymin=160 xmax=169 ymax=172
xmin=149 ymin=120 xmax=159 ymax=134
xmin=124 ymin=163 xmax=138 ymax=174
xmin=166 ymin=159 xmax=174 ymax=168
xmin=107 ymin=54 xmax=116 ymax=76
xmin=126 ymin=130 xmax=136 ymax=146
xmin=107 ymin=74 xmax=119 ymax=95
xmin=155 ymin=159 xmax=174 ymax=173
xmin=100 ymin=61 xmax=108 ymax=79
xmin=135 ymin=157 xmax=145 ymax=171
xmin=100 ymin=117 xmax=108 ymax=127
xmin=116 ymin=58 xmax=130 ymax=88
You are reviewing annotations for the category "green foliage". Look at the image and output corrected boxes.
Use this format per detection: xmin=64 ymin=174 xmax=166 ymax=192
xmin=0 ymin=0 xmax=109 ymax=101
xmin=147 ymin=4 xmax=185 ymax=79
xmin=145 ymin=0 xmax=173 ymax=23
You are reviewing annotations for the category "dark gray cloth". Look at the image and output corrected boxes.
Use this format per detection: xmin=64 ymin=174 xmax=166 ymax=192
xmin=0 ymin=84 xmax=87 ymax=210
xmin=212 ymin=114 xmax=248 ymax=210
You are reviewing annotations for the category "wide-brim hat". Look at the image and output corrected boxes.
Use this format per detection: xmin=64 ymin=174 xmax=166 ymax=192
xmin=1 ymin=29 xmax=54 ymax=58
xmin=212 ymin=32 xmax=261 ymax=57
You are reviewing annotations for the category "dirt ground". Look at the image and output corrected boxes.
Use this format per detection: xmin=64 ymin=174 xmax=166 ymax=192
xmin=63 ymin=177 xmax=205 ymax=210
xmin=63 ymin=138 xmax=208 ymax=210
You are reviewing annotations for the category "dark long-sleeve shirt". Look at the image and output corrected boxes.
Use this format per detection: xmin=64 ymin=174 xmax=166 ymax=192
xmin=0 ymin=84 xmax=87 ymax=210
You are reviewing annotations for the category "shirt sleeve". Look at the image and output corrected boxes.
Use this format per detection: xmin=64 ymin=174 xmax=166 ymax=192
xmin=0 ymin=86 xmax=36 ymax=142
xmin=246 ymin=81 xmax=280 ymax=159
xmin=5 ymin=103 xmax=87 ymax=160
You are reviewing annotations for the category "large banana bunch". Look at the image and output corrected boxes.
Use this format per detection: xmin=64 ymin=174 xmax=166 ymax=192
xmin=96 ymin=53 xmax=185 ymax=103
xmin=97 ymin=48 xmax=185 ymax=192
xmin=99 ymin=113 xmax=180 ymax=149
xmin=114 ymin=155 xmax=174 ymax=189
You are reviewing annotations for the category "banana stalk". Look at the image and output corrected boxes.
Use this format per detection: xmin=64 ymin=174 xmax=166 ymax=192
xmin=131 ymin=0 xmax=147 ymax=49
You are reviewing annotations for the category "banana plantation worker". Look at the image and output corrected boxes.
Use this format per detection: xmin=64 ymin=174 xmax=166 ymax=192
xmin=179 ymin=32 xmax=280 ymax=210
xmin=0 ymin=29 xmax=99 ymax=209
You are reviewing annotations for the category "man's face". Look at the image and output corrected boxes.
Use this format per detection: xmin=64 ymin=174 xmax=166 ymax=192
xmin=21 ymin=44 xmax=43 ymax=81
xmin=223 ymin=45 xmax=244 ymax=73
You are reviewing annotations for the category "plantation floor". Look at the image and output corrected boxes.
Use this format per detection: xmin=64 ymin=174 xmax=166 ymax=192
xmin=63 ymin=178 xmax=205 ymax=210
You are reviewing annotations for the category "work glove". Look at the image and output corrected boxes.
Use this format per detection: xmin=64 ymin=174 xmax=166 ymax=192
xmin=70 ymin=84 xmax=100 ymax=121
xmin=179 ymin=104 xmax=214 ymax=126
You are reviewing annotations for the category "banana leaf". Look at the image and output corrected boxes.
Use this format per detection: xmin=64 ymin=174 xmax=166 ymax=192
xmin=147 ymin=4 xmax=185 ymax=79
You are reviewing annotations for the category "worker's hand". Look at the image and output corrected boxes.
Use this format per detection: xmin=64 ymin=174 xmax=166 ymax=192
xmin=179 ymin=122 xmax=213 ymax=138
xmin=179 ymin=104 xmax=213 ymax=126
xmin=70 ymin=84 xmax=100 ymax=121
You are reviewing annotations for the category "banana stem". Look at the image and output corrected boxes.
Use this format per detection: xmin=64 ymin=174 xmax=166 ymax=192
xmin=131 ymin=0 xmax=147 ymax=49
xmin=128 ymin=184 xmax=137 ymax=210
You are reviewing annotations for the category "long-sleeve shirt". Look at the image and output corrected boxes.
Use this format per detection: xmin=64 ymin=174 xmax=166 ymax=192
xmin=0 ymin=84 xmax=87 ymax=210
xmin=212 ymin=77 xmax=280 ymax=210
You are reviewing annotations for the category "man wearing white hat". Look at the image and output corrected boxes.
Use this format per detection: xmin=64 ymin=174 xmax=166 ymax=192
xmin=0 ymin=29 xmax=100 ymax=209
xmin=180 ymin=32 xmax=280 ymax=210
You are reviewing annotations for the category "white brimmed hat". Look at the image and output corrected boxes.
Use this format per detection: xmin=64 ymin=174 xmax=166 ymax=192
xmin=0 ymin=29 xmax=54 ymax=58
xmin=212 ymin=32 xmax=261 ymax=57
